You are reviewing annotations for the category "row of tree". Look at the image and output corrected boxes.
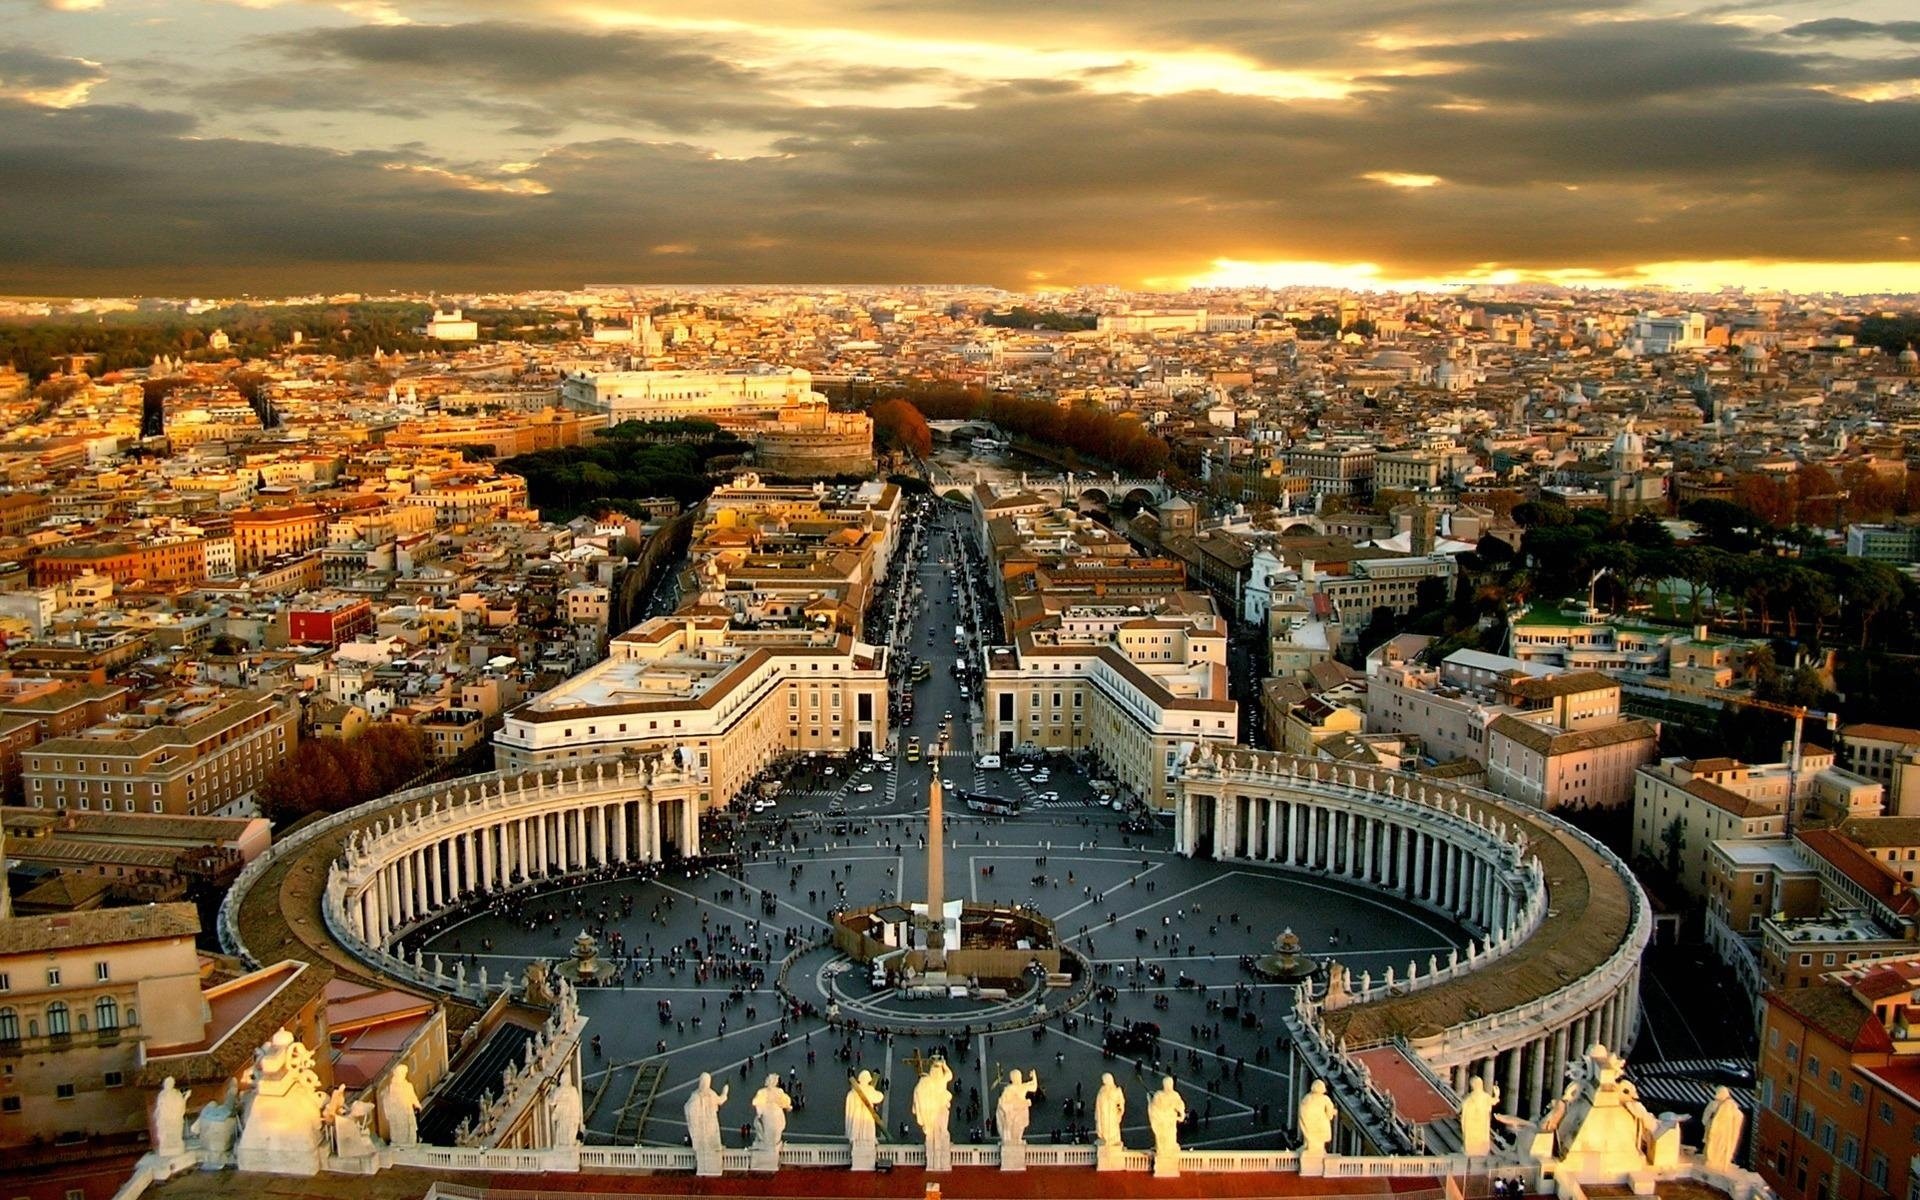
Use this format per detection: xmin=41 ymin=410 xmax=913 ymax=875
xmin=258 ymin=725 xmax=432 ymax=823
xmin=873 ymin=385 xmax=1169 ymax=475
xmin=869 ymin=398 xmax=931 ymax=457
xmin=502 ymin=431 xmax=748 ymax=520
xmin=1495 ymin=501 xmax=1912 ymax=650
xmin=980 ymin=307 xmax=1097 ymax=331
xmin=0 ymin=302 xmax=585 ymax=381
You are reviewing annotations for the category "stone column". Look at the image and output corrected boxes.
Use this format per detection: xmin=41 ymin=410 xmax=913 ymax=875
xmin=649 ymin=800 xmax=663 ymax=862
xmin=1528 ymin=1037 xmax=1548 ymax=1119
xmin=462 ymin=832 xmax=477 ymax=895
xmin=535 ymin=814 xmax=548 ymax=876
xmin=1362 ymin=819 xmax=1377 ymax=883
xmin=1286 ymin=802 xmax=1298 ymax=865
xmin=614 ymin=803 xmax=629 ymax=863
xmin=1503 ymin=1046 xmax=1523 ymax=1116
xmin=1549 ymin=1024 xmax=1569 ymax=1104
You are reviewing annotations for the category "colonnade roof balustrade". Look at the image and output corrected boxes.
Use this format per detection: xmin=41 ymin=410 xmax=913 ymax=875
xmin=1180 ymin=748 xmax=1646 ymax=1052
xmin=220 ymin=766 xmax=596 ymax=999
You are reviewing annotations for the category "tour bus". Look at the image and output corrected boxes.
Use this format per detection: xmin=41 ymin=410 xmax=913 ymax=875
xmin=964 ymin=792 xmax=1019 ymax=817
xmin=906 ymin=738 xmax=922 ymax=762
xmin=912 ymin=660 xmax=932 ymax=683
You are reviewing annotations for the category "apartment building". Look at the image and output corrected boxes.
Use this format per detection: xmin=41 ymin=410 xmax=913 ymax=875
xmin=1755 ymin=956 xmax=1920 ymax=1200
xmin=287 ymin=595 xmax=376 ymax=648
xmin=983 ymin=603 xmax=1239 ymax=808
xmin=1282 ymin=443 xmax=1376 ymax=498
xmin=1632 ymin=755 xmax=1808 ymax=899
xmin=494 ymin=615 xmax=888 ymax=816
xmin=1485 ymin=714 xmax=1661 ymax=811
xmin=232 ymin=506 xmax=326 ymax=572
xmin=1707 ymin=838 xmax=1820 ymax=1000
xmin=31 ymin=539 xmax=207 ymax=587
xmin=0 ymin=904 xmax=206 ymax=1146
xmin=22 ymin=689 xmax=299 ymax=817
xmin=1839 ymin=724 xmax=1920 ymax=814
xmin=1291 ymin=555 xmax=1456 ymax=643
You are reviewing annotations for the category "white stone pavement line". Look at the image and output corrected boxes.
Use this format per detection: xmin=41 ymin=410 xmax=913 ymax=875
xmin=1082 ymin=869 xmax=1463 ymax=948
xmin=1047 ymin=861 xmax=1168 ymax=926
xmin=1062 ymin=873 xmax=1230 ymax=944
xmin=711 ymin=871 xmax=837 ymax=933
xmin=653 ymin=879 xmax=791 ymax=938
xmin=582 ymin=1012 xmax=792 ymax=1088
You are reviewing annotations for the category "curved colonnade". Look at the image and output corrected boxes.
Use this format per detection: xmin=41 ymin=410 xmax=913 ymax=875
xmin=222 ymin=748 xmax=1647 ymax=1136
xmin=1177 ymin=747 xmax=1650 ymax=1125
xmin=219 ymin=760 xmax=707 ymax=999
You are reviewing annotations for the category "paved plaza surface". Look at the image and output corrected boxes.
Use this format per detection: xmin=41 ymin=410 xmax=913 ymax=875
xmin=417 ymin=506 xmax=1466 ymax=1152
xmin=418 ymin=799 xmax=1466 ymax=1151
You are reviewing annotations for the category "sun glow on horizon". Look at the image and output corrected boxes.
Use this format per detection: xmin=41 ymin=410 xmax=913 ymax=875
xmin=1172 ymin=257 xmax=1920 ymax=295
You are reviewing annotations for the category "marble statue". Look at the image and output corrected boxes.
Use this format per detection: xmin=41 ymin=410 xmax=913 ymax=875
xmin=191 ymin=1084 xmax=239 ymax=1166
xmin=1298 ymin=1079 xmax=1338 ymax=1158
xmin=1555 ymin=1044 xmax=1664 ymax=1178
xmin=332 ymin=1098 xmax=378 ymax=1159
xmin=751 ymin=1075 xmax=792 ymax=1170
xmin=913 ymin=1055 xmax=955 ymax=1171
xmin=152 ymin=1077 xmax=191 ymax=1159
xmin=995 ymin=1068 xmax=1038 ymax=1169
xmin=1460 ymin=1076 xmax=1499 ymax=1157
xmin=1094 ymin=1073 xmax=1126 ymax=1149
xmin=523 ymin=960 xmax=555 ymax=1007
xmin=1700 ymin=1086 xmax=1744 ymax=1170
xmin=551 ymin=1078 xmax=584 ymax=1147
xmin=685 ymin=1072 xmax=729 ymax=1177
xmin=235 ymin=1030 xmax=329 ymax=1175
xmin=845 ymin=1070 xmax=884 ymax=1171
xmin=380 ymin=1065 xmax=421 ymax=1148
xmin=1146 ymin=1076 xmax=1186 ymax=1177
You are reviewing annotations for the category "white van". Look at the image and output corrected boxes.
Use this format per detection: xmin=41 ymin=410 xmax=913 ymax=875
xmin=976 ymin=754 xmax=1002 ymax=770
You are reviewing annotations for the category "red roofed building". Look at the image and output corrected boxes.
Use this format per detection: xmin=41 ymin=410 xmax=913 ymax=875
xmin=1756 ymin=954 xmax=1920 ymax=1199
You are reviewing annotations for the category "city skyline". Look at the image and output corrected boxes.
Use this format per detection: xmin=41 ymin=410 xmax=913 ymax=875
xmin=3 ymin=0 xmax=1919 ymax=295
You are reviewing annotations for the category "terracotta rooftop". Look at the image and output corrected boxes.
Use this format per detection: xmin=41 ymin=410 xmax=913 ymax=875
xmin=0 ymin=900 xmax=199 ymax=954
xmin=1798 ymin=828 xmax=1920 ymax=917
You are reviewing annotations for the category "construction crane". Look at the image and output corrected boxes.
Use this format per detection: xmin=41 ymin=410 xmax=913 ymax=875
xmin=1644 ymin=677 xmax=1838 ymax=835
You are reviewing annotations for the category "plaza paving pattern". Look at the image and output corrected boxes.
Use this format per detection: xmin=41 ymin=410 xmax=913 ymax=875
xmin=417 ymin=800 xmax=1468 ymax=1152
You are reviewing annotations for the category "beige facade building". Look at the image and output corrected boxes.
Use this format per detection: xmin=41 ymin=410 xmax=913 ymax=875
xmin=232 ymin=506 xmax=326 ymax=572
xmin=1485 ymin=714 xmax=1661 ymax=811
xmin=1839 ymin=724 xmax=1920 ymax=813
xmin=494 ymin=616 xmax=888 ymax=815
xmin=22 ymin=689 xmax=299 ymax=818
xmin=983 ymin=604 xmax=1239 ymax=807
xmin=0 ymin=904 xmax=204 ymax=1145
xmin=1631 ymin=755 xmax=1814 ymax=898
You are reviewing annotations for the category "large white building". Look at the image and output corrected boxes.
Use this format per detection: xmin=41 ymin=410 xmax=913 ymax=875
xmin=1629 ymin=311 xmax=1708 ymax=355
xmin=494 ymin=616 xmax=889 ymax=812
xmin=558 ymin=366 xmax=820 ymax=424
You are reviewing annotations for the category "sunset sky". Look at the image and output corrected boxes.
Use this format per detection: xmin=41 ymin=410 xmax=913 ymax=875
xmin=3 ymin=0 xmax=1919 ymax=296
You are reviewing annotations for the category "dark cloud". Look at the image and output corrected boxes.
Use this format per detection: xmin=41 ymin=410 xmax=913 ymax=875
xmin=1783 ymin=18 xmax=1920 ymax=44
xmin=189 ymin=21 xmax=805 ymax=135
xmin=3 ymin=4 xmax=1918 ymax=291
xmin=4 ymin=66 xmax=1918 ymax=296
xmin=0 ymin=44 xmax=106 ymax=104
xmin=281 ymin=20 xmax=759 ymax=91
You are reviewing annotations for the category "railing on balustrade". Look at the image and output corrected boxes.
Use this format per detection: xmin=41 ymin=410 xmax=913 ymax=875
xmin=398 ymin=1141 xmax=1454 ymax=1177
